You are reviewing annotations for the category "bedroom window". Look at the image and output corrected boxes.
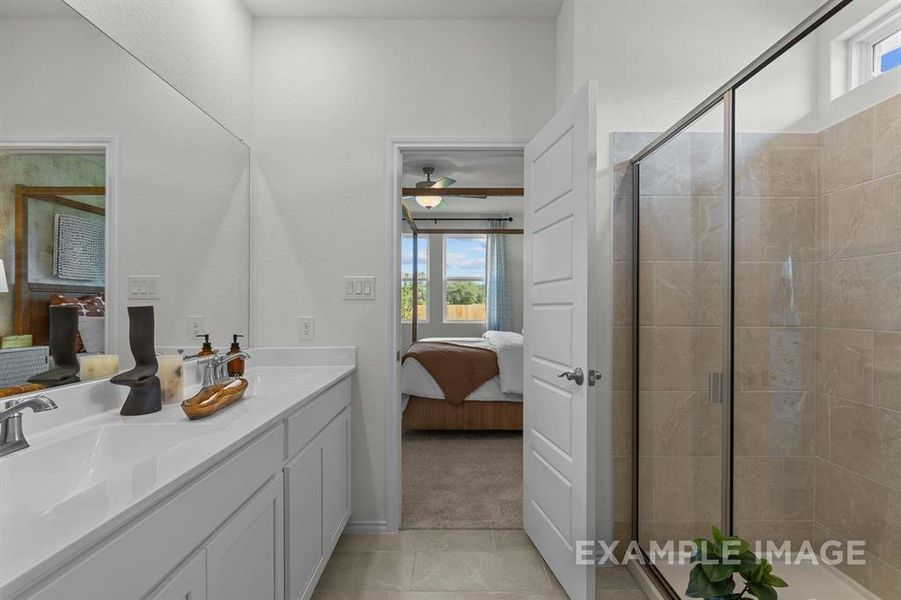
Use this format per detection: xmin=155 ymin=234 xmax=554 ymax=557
xmin=848 ymin=8 xmax=901 ymax=89
xmin=443 ymin=235 xmax=487 ymax=323
xmin=401 ymin=234 xmax=428 ymax=322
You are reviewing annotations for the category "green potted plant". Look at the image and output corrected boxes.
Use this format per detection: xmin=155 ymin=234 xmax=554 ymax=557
xmin=686 ymin=527 xmax=788 ymax=600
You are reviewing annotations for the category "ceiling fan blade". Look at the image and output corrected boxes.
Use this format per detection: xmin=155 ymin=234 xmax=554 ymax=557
xmin=456 ymin=195 xmax=489 ymax=199
xmin=430 ymin=177 xmax=456 ymax=189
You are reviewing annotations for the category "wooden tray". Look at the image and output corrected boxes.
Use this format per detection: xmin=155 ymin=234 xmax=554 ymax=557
xmin=181 ymin=377 xmax=248 ymax=420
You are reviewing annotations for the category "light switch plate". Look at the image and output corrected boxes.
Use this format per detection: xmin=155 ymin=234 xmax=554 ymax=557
xmin=128 ymin=276 xmax=160 ymax=299
xmin=299 ymin=316 xmax=315 ymax=341
xmin=343 ymin=276 xmax=375 ymax=301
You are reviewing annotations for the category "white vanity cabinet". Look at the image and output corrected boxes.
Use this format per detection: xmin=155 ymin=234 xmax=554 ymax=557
xmin=145 ymin=551 xmax=207 ymax=600
xmin=284 ymin=379 xmax=352 ymax=600
xmin=19 ymin=372 xmax=353 ymax=600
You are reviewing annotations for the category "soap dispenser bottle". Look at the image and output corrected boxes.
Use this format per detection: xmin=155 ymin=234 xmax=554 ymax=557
xmin=227 ymin=334 xmax=245 ymax=377
xmin=196 ymin=334 xmax=214 ymax=357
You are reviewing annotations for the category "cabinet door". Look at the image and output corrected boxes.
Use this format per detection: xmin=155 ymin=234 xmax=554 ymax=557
xmin=284 ymin=439 xmax=323 ymax=600
xmin=321 ymin=407 xmax=350 ymax=552
xmin=207 ymin=474 xmax=284 ymax=600
xmin=145 ymin=550 xmax=206 ymax=600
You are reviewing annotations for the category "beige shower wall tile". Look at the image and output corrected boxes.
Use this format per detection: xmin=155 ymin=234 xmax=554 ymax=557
xmin=638 ymin=131 xmax=724 ymax=197
xmin=733 ymin=392 xmax=814 ymax=457
xmin=734 ymin=261 xmax=815 ymax=327
xmin=613 ymin=193 xmax=633 ymax=262
xmin=829 ymin=397 xmax=901 ymax=491
xmin=640 ymin=521 xmax=720 ymax=550
xmin=875 ymin=332 xmax=901 ymax=412
xmin=638 ymin=326 xmax=722 ymax=392
xmin=816 ymin=459 xmax=901 ymax=572
xmin=735 ymin=197 xmax=815 ymax=262
xmin=639 ymin=196 xmax=724 ymax=261
xmin=735 ymin=327 xmax=814 ymax=392
xmin=612 ymin=326 xmax=633 ymax=392
xmin=816 ymin=253 xmax=901 ymax=331
xmin=870 ymin=554 xmax=901 ymax=600
xmin=612 ymin=391 xmax=633 ymax=456
xmin=737 ymin=132 xmax=817 ymax=197
xmin=734 ymin=457 xmax=814 ymax=522
xmin=815 ymin=328 xmax=873 ymax=403
xmin=874 ymin=94 xmax=901 ymax=178
xmin=815 ymin=394 xmax=830 ymax=460
xmin=644 ymin=261 xmax=722 ymax=326
xmin=652 ymin=455 xmax=721 ymax=524
xmin=733 ymin=520 xmax=813 ymax=548
xmin=638 ymin=392 xmax=721 ymax=457
xmin=614 ymin=456 xmax=632 ymax=522
xmin=816 ymin=194 xmax=830 ymax=260
xmin=819 ymin=107 xmax=874 ymax=194
xmin=613 ymin=261 xmax=634 ymax=326
xmin=828 ymin=173 xmax=901 ymax=259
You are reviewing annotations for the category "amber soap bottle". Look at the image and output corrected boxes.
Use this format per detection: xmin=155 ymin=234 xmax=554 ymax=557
xmin=196 ymin=334 xmax=214 ymax=357
xmin=227 ymin=334 xmax=245 ymax=377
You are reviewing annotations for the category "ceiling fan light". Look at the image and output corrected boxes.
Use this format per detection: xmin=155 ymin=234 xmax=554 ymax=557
xmin=416 ymin=195 xmax=442 ymax=209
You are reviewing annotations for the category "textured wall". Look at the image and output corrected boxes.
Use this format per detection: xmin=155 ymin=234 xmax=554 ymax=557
xmin=251 ymin=17 xmax=555 ymax=525
xmin=63 ymin=0 xmax=252 ymax=141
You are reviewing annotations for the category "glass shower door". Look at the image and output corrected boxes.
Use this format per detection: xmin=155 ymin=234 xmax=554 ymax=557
xmin=635 ymin=101 xmax=729 ymax=590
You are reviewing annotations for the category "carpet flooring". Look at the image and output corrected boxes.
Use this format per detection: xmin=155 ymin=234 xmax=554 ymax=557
xmin=401 ymin=430 xmax=523 ymax=530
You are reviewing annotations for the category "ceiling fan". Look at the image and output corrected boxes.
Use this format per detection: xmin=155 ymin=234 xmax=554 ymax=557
xmin=406 ymin=166 xmax=487 ymax=209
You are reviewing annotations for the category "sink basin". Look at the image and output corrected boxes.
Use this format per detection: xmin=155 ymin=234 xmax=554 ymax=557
xmin=0 ymin=423 xmax=208 ymax=515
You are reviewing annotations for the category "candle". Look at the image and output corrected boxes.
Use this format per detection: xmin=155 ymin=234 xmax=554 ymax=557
xmin=79 ymin=354 xmax=120 ymax=381
xmin=158 ymin=354 xmax=184 ymax=404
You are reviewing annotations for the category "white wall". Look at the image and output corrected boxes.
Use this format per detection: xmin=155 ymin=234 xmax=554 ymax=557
xmin=556 ymin=0 xmax=823 ymax=543
xmin=251 ymin=17 xmax=555 ymax=525
xmin=63 ymin=0 xmax=253 ymax=141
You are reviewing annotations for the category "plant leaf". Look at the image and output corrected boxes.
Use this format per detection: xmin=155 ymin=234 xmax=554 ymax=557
xmin=763 ymin=573 xmax=788 ymax=588
xmin=702 ymin=562 xmax=734 ymax=582
xmin=712 ymin=526 xmax=725 ymax=545
xmin=686 ymin=565 xmax=735 ymax=598
xmin=748 ymin=583 xmax=778 ymax=600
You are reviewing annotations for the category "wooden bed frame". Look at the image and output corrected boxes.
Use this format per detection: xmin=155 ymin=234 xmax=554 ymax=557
xmin=13 ymin=185 xmax=106 ymax=346
xmin=402 ymin=396 xmax=522 ymax=431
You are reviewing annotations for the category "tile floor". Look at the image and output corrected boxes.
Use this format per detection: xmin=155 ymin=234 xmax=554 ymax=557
xmin=312 ymin=529 xmax=650 ymax=599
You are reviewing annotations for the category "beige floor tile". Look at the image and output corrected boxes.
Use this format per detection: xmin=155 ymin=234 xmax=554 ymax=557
xmin=402 ymin=530 xmax=495 ymax=552
xmin=596 ymin=565 xmax=640 ymax=590
xmin=410 ymin=550 xmax=552 ymax=592
xmin=337 ymin=533 xmax=404 ymax=552
xmin=596 ymin=590 xmax=649 ymax=600
xmin=317 ymin=551 xmax=415 ymax=592
xmin=492 ymin=529 xmax=534 ymax=551
xmin=456 ymin=593 xmax=569 ymax=599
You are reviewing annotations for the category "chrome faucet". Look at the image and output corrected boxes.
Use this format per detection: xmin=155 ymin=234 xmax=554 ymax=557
xmin=0 ymin=394 xmax=58 ymax=458
xmin=200 ymin=352 xmax=251 ymax=388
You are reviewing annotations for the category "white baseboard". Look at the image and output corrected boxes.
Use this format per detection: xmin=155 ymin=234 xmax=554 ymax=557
xmin=345 ymin=519 xmax=389 ymax=533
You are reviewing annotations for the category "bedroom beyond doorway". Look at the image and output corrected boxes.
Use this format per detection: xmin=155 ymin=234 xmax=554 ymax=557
xmin=393 ymin=144 xmax=526 ymax=531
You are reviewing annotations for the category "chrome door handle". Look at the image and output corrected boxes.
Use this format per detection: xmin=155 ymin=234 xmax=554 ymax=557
xmin=558 ymin=367 xmax=584 ymax=386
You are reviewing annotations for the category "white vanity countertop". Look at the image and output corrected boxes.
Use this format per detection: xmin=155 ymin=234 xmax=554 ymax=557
xmin=0 ymin=347 xmax=355 ymax=598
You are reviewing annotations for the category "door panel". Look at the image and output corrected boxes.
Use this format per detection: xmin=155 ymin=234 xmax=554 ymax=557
xmin=523 ymin=81 xmax=597 ymax=600
xmin=145 ymin=550 xmax=206 ymax=600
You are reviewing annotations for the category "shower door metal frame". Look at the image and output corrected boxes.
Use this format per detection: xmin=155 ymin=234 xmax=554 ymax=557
xmin=628 ymin=0 xmax=854 ymax=596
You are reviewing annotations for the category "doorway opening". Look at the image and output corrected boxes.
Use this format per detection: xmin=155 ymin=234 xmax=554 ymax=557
xmin=387 ymin=142 xmax=527 ymax=531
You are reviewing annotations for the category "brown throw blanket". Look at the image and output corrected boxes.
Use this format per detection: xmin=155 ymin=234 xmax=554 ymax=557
xmin=402 ymin=342 xmax=499 ymax=405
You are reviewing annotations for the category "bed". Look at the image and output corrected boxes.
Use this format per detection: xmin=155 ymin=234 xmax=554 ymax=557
xmin=401 ymin=331 xmax=523 ymax=431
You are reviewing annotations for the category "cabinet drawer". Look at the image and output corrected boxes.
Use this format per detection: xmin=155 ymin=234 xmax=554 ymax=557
xmin=285 ymin=377 xmax=350 ymax=459
xmin=144 ymin=550 xmax=206 ymax=600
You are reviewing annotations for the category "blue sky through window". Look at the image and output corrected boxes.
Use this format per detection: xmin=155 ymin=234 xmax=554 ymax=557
xmin=401 ymin=235 xmax=428 ymax=278
xmin=445 ymin=236 xmax=487 ymax=279
xmin=881 ymin=45 xmax=901 ymax=73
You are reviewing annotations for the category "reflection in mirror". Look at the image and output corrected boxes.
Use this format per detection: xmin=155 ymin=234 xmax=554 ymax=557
xmin=0 ymin=0 xmax=250 ymax=391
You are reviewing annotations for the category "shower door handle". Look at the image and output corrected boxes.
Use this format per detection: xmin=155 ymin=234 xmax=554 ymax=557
xmin=709 ymin=372 xmax=722 ymax=405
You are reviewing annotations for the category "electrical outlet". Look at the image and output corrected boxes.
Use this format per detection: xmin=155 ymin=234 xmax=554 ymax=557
xmin=186 ymin=315 xmax=204 ymax=341
xmin=299 ymin=316 xmax=315 ymax=341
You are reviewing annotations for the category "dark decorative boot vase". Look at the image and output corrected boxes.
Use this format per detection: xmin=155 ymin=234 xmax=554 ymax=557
xmin=28 ymin=305 xmax=81 ymax=387
xmin=112 ymin=306 xmax=161 ymax=416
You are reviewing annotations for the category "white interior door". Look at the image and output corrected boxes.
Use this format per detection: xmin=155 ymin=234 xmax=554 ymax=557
xmin=523 ymin=81 xmax=597 ymax=600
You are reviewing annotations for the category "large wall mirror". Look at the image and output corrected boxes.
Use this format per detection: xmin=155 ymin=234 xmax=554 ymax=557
xmin=0 ymin=0 xmax=250 ymax=390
